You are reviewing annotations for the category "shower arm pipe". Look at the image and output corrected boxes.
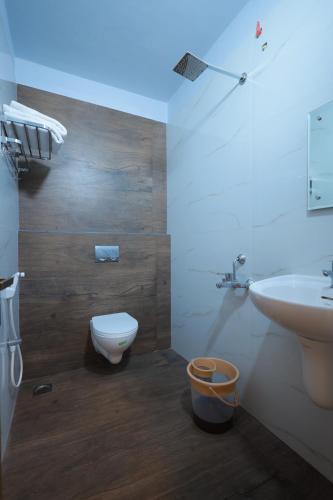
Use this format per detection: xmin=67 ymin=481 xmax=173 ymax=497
xmin=207 ymin=62 xmax=245 ymax=81
xmin=191 ymin=53 xmax=247 ymax=84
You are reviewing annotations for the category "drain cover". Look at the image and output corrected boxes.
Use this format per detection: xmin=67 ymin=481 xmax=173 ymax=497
xmin=33 ymin=383 xmax=53 ymax=396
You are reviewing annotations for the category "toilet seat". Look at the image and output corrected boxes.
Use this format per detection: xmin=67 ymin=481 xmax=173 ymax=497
xmin=91 ymin=312 xmax=138 ymax=337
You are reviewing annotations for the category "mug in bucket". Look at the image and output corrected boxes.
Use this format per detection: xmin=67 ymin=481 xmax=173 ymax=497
xmin=187 ymin=357 xmax=240 ymax=434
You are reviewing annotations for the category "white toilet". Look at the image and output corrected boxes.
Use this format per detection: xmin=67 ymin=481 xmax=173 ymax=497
xmin=90 ymin=312 xmax=138 ymax=364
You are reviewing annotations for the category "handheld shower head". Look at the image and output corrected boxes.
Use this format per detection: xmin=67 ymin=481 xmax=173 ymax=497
xmin=173 ymin=52 xmax=247 ymax=85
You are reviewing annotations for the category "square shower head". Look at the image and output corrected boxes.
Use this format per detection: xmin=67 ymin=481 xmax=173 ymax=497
xmin=173 ymin=52 xmax=208 ymax=81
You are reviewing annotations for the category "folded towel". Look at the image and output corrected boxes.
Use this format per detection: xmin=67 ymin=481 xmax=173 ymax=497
xmin=10 ymin=100 xmax=67 ymax=137
xmin=3 ymin=104 xmax=64 ymax=144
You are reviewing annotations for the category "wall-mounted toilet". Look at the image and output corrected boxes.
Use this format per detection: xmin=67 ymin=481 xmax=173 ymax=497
xmin=90 ymin=312 xmax=138 ymax=364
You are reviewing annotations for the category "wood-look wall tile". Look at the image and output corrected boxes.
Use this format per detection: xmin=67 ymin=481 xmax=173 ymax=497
xmin=19 ymin=232 xmax=157 ymax=280
xmin=156 ymin=235 xmax=171 ymax=349
xmin=152 ymin=122 xmax=167 ymax=233
xmin=18 ymin=86 xmax=166 ymax=234
xmin=19 ymin=232 xmax=170 ymax=378
xmin=17 ymin=86 xmax=170 ymax=378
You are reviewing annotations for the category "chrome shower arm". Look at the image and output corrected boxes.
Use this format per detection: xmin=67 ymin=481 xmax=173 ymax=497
xmin=189 ymin=52 xmax=247 ymax=85
xmin=206 ymin=61 xmax=246 ymax=82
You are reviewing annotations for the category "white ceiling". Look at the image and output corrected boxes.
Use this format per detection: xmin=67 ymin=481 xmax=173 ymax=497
xmin=6 ymin=0 xmax=248 ymax=101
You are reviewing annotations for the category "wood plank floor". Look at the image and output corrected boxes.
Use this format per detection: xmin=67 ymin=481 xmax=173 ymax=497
xmin=2 ymin=350 xmax=333 ymax=500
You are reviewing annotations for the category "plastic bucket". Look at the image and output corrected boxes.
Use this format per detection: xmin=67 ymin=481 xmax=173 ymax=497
xmin=187 ymin=357 xmax=240 ymax=434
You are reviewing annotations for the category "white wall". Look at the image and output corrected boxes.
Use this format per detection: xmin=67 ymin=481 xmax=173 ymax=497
xmin=168 ymin=0 xmax=333 ymax=482
xmin=0 ymin=0 xmax=18 ymax=459
xmin=15 ymin=58 xmax=167 ymax=123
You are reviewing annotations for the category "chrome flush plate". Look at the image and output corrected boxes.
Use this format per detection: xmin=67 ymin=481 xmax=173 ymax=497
xmin=95 ymin=245 xmax=120 ymax=263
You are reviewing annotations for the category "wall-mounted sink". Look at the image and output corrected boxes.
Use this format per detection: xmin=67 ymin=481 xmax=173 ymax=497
xmin=249 ymin=275 xmax=333 ymax=409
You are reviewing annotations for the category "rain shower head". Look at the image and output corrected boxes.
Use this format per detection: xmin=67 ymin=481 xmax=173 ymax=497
xmin=173 ymin=52 xmax=208 ymax=81
xmin=173 ymin=52 xmax=247 ymax=85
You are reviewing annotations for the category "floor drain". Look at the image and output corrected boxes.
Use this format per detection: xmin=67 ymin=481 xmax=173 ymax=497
xmin=33 ymin=383 xmax=53 ymax=396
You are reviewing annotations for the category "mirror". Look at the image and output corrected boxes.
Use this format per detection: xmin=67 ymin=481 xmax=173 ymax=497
xmin=308 ymin=100 xmax=333 ymax=210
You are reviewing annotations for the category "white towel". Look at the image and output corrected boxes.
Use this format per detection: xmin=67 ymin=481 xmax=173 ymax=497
xmin=10 ymin=100 xmax=67 ymax=137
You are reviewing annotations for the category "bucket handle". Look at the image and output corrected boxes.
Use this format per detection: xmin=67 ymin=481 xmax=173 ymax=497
xmin=208 ymin=386 xmax=240 ymax=408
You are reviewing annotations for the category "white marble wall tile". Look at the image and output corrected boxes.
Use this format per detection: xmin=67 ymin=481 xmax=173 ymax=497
xmin=168 ymin=0 xmax=333 ymax=483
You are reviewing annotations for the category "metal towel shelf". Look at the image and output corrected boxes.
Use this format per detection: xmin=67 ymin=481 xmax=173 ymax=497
xmin=1 ymin=116 xmax=53 ymax=178
xmin=1 ymin=116 xmax=52 ymax=160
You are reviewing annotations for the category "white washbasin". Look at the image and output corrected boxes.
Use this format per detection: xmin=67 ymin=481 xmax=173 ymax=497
xmin=249 ymin=274 xmax=333 ymax=409
xmin=249 ymin=274 xmax=333 ymax=342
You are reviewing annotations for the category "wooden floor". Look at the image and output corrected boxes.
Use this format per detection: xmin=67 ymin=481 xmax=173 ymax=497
xmin=2 ymin=350 xmax=333 ymax=500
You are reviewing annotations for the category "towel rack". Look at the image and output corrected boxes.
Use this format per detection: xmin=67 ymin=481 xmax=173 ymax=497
xmin=1 ymin=116 xmax=52 ymax=161
xmin=0 ymin=125 xmax=23 ymax=178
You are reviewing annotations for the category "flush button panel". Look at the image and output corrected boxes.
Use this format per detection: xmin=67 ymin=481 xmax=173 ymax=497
xmin=95 ymin=245 xmax=119 ymax=263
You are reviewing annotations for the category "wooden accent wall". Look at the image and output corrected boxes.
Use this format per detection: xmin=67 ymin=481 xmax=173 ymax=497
xmin=18 ymin=86 xmax=170 ymax=379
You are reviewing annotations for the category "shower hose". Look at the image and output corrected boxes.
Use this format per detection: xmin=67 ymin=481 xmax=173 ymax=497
xmin=7 ymin=297 xmax=23 ymax=388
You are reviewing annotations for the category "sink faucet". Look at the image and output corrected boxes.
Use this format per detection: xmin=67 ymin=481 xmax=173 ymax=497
xmin=216 ymin=254 xmax=253 ymax=290
xmin=232 ymin=254 xmax=246 ymax=280
xmin=322 ymin=261 xmax=333 ymax=287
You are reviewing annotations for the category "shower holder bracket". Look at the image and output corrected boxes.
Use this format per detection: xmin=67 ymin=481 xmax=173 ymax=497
xmin=239 ymin=73 xmax=247 ymax=85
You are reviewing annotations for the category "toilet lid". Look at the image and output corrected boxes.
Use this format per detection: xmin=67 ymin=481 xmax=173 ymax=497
xmin=92 ymin=312 xmax=138 ymax=337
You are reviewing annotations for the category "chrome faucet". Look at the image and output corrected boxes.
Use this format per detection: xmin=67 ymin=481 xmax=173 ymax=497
xmin=322 ymin=261 xmax=333 ymax=287
xmin=216 ymin=254 xmax=253 ymax=290
xmin=232 ymin=254 xmax=246 ymax=280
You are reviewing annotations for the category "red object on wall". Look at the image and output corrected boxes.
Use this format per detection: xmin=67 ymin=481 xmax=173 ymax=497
xmin=256 ymin=21 xmax=262 ymax=38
